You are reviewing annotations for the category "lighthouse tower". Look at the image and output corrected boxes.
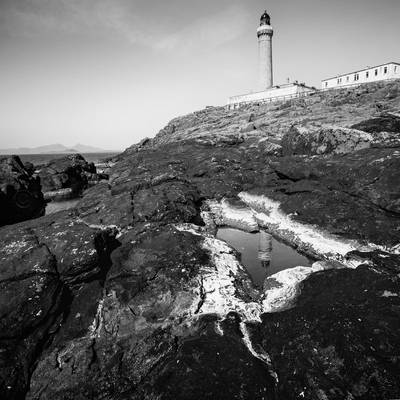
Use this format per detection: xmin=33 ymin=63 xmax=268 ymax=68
xmin=257 ymin=11 xmax=273 ymax=90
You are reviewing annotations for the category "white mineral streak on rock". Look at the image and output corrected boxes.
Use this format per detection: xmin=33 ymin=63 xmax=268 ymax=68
xmin=382 ymin=290 xmax=398 ymax=297
xmin=43 ymin=188 xmax=73 ymax=201
xmin=214 ymin=320 xmax=224 ymax=336
xmin=239 ymin=322 xmax=278 ymax=383
xmin=76 ymin=218 xmax=126 ymax=239
xmin=261 ymin=261 xmax=335 ymax=313
xmin=238 ymin=192 xmax=373 ymax=264
xmin=175 ymin=225 xmax=334 ymax=319
xmin=88 ymin=299 xmax=104 ymax=338
xmin=1 ymin=240 xmax=30 ymax=256
xmin=392 ymin=243 xmax=400 ymax=254
xmin=207 ymin=199 xmax=259 ymax=232
xmin=179 ymin=224 xmax=330 ymax=373
xmin=199 ymin=236 xmax=262 ymax=321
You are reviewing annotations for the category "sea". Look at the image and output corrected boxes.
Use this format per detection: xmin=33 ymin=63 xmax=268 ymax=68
xmin=18 ymin=152 xmax=119 ymax=166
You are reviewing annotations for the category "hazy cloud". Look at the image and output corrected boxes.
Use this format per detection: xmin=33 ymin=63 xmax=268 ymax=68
xmin=0 ymin=0 xmax=249 ymax=51
xmin=154 ymin=4 xmax=250 ymax=51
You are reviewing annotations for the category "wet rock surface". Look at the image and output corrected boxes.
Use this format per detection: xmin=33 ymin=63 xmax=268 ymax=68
xmin=0 ymin=156 xmax=45 ymax=226
xmin=248 ymin=257 xmax=400 ymax=400
xmin=0 ymin=212 xmax=119 ymax=399
xmin=259 ymin=147 xmax=400 ymax=247
xmin=1 ymin=80 xmax=400 ymax=399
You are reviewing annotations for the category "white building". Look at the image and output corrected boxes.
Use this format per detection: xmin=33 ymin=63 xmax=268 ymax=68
xmin=227 ymin=83 xmax=315 ymax=110
xmin=322 ymin=62 xmax=400 ymax=90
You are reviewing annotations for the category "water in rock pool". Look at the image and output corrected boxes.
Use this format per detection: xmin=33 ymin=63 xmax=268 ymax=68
xmin=45 ymin=199 xmax=80 ymax=215
xmin=216 ymin=228 xmax=312 ymax=287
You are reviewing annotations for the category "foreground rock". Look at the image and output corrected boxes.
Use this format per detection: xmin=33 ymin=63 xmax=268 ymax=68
xmin=1 ymin=80 xmax=400 ymax=399
xmin=0 ymin=211 xmax=119 ymax=399
xmin=0 ymin=155 xmax=45 ymax=226
xmin=248 ymin=253 xmax=400 ymax=400
xmin=1 ymin=136 xmax=395 ymax=400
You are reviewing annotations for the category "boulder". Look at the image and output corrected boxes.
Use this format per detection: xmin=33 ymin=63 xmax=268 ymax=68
xmin=38 ymin=154 xmax=96 ymax=200
xmin=351 ymin=113 xmax=400 ymax=134
xmin=257 ymin=138 xmax=283 ymax=156
xmin=0 ymin=155 xmax=45 ymax=226
xmin=239 ymin=122 xmax=256 ymax=133
xmin=281 ymin=125 xmax=373 ymax=156
xmin=351 ymin=114 xmax=400 ymax=148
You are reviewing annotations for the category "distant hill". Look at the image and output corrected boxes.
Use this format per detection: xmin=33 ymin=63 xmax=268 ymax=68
xmin=0 ymin=143 xmax=113 ymax=155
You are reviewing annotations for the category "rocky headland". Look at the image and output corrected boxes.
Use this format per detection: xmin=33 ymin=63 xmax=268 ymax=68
xmin=1 ymin=80 xmax=400 ymax=399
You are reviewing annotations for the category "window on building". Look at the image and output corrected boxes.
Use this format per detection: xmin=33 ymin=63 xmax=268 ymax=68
xmin=325 ymin=82 xmax=328 ymax=87
xmin=354 ymin=73 xmax=359 ymax=81
xmin=347 ymin=76 xmax=349 ymax=82
xmin=384 ymin=66 xmax=388 ymax=74
xmin=366 ymin=71 xmax=369 ymax=78
xmin=395 ymin=66 xmax=398 ymax=73
xmin=375 ymin=69 xmax=378 ymax=76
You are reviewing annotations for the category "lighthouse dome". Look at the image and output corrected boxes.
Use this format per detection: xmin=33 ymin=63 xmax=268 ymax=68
xmin=260 ymin=11 xmax=271 ymax=26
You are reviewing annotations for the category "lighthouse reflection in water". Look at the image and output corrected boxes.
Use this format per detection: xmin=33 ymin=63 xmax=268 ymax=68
xmin=216 ymin=228 xmax=312 ymax=288
xmin=258 ymin=230 xmax=272 ymax=269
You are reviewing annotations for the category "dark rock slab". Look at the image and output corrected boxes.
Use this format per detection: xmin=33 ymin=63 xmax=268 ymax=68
xmin=351 ymin=114 xmax=400 ymax=148
xmin=26 ymin=226 xmax=278 ymax=400
xmin=248 ymin=258 xmax=400 ymax=400
xmin=134 ymin=313 xmax=277 ymax=400
xmin=261 ymin=147 xmax=400 ymax=246
xmin=0 ymin=155 xmax=45 ymax=227
xmin=351 ymin=113 xmax=400 ymax=134
xmin=0 ymin=212 xmax=119 ymax=399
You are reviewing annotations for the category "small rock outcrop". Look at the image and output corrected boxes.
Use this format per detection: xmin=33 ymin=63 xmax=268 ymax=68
xmin=38 ymin=154 xmax=99 ymax=201
xmin=0 ymin=155 xmax=45 ymax=226
xmin=351 ymin=113 xmax=400 ymax=148
xmin=281 ymin=125 xmax=373 ymax=156
xmin=351 ymin=113 xmax=400 ymax=134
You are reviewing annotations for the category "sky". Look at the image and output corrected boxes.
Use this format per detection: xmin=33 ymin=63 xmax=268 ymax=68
xmin=0 ymin=0 xmax=399 ymax=150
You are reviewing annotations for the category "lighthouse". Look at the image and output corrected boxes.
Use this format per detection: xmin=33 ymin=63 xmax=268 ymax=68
xmin=226 ymin=10 xmax=314 ymax=109
xmin=257 ymin=11 xmax=273 ymax=90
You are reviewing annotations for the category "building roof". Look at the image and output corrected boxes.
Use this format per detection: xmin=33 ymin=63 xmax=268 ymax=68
xmin=228 ymin=82 xmax=317 ymax=101
xmin=321 ymin=61 xmax=400 ymax=82
xmin=260 ymin=11 xmax=271 ymax=26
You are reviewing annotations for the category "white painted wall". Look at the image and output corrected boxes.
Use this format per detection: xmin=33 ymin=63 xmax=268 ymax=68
xmin=227 ymin=83 xmax=315 ymax=109
xmin=321 ymin=62 xmax=400 ymax=89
